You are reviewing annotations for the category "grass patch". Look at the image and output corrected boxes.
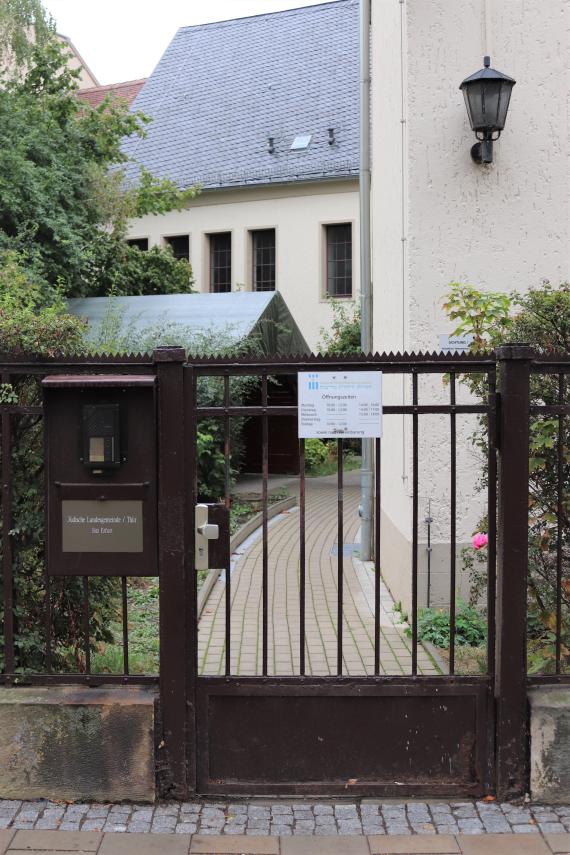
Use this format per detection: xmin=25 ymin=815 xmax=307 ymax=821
xmin=307 ymin=453 xmax=361 ymax=478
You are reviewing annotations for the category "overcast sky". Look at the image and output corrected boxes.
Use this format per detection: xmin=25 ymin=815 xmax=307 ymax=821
xmin=45 ymin=0 xmax=337 ymax=86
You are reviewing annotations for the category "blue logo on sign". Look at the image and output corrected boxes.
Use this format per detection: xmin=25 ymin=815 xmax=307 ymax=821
xmin=307 ymin=373 xmax=319 ymax=390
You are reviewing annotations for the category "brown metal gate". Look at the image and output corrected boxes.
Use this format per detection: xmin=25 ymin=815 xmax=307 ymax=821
xmin=164 ymin=349 xmax=516 ymax=799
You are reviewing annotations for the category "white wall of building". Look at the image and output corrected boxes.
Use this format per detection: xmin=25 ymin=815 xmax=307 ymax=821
xmin=127 ymin=180 xmax=360 ymax=352
xmin=372 ymin=0 xmax=570 ymax=610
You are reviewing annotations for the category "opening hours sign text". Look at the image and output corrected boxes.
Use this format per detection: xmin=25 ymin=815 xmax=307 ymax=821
xmin=298 ymin=371 xmax=383 ymax=438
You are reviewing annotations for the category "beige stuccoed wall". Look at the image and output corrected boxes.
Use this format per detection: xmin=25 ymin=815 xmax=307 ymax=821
xmin=372 ymin=0 xmax=570 ymax=609
xmin=127 ymin=180 xmax=360 ymax=352
xmin=57 ymin=35 xmax=99 ymax=88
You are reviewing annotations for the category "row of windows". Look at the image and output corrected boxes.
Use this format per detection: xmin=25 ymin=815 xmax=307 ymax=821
xmin=127 ymin=224 xmax=353 ymax=297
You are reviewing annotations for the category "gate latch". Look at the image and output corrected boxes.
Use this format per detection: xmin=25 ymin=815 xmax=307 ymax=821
xmin=195 ymin=503 xmax=229 ymax=571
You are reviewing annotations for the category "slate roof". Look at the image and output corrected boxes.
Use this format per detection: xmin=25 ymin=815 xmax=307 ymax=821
xmin=78 ymin=79 xmax=147 ymax=109
xmin=121 ymin=0 xmax=359 ymax=191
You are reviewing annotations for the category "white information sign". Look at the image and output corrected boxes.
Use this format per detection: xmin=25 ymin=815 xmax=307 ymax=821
xmin=298 ymin=371 xmax=382 ymax=439
xmin=439 ymin=333 xmax=474 ymax=354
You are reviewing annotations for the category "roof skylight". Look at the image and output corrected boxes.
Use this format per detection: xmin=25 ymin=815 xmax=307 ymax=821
xmin=290 ymin=134 xmax=312 ymax=150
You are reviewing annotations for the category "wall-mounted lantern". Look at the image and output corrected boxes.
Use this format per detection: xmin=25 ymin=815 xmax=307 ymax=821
xmin=460 ymin=56 xmax=516 ymax=164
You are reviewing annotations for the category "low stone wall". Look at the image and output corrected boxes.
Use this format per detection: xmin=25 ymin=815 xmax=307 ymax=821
xmin=0 ymin=686 xmax=156 ymax=803
xmin=529 ymin=686 xmax=570 ymax=803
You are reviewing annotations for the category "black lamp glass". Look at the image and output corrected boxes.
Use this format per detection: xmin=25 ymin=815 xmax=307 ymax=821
xmin=460 ymin=56 xmax=516 ymax=163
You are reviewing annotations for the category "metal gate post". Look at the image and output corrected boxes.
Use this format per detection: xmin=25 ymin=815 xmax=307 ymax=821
xmin=495 ymin=344 xmax=532 ymax=800
xmin=155 ymin=347 xmax=188 ymax=799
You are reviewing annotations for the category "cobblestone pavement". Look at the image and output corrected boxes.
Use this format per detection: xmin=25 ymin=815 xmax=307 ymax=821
xmin=198 ymin=471 xmax=440 ymax=676
xmin=1 ymin=799 xmax=570 ymax=836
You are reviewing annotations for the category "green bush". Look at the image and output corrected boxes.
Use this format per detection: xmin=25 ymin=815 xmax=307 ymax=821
xmin=444 ymin=281 xmax=570 ymax=671
xmin=318 ymin=300 xmax=362 ymax=355
xmin=0 ymin=252 xmax=120 ymax=673
xmin=406 ymin=602 xmax=487 ymax=649
xmin=304 ymin=438 xmax=329 ymax=471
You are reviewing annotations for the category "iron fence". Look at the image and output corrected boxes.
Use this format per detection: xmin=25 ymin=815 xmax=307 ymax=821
xmin=0 ymin=347 xmax=568 ymax=800
xmin=0 ymin=354 xmax=158 ymax=686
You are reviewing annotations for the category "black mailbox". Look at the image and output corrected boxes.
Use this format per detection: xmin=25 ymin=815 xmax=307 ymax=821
xmin=43 ymin=374 xmax=157 ymax=577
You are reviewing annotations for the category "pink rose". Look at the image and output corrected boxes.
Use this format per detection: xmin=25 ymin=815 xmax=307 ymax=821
xmin=472 ymin=532 xmax=488 ymax=550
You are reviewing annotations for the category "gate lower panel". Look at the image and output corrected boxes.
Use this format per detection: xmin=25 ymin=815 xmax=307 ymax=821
xmin=196 ymin=677 xmax=493 ymax=796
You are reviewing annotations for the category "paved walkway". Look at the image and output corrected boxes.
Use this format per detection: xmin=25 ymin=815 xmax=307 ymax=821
xmin=198 ymin=471 xmax=439 ymax=676
xmin=1 ymin=801 xmax=570 ymax=852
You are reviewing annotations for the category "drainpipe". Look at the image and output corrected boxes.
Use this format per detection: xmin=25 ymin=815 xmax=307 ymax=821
xmin=359 ymin=0 xmax=374 ymax=561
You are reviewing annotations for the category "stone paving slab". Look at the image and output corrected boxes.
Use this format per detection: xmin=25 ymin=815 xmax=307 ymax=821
xmin=3 ymin=832 xmax=570 ymax=853
xmin=280 ymin=838 xmax=370 ymax=854
xmin=456 ymin=833 xmax=552 ymax=853
xmin=190 ymin=835 xmax=279 ymax=853
xmin=368 ymin=836 xmax=460 ymax=853
xmin=98 ymin=832 xmax=190 ymax=853
xmin=547 ymin=835 xmax=570 ymax=854
xmin=0 ymin=832 xmax=14 ymax=855
xmin=10 ymin=830 xmax=101 ymax=850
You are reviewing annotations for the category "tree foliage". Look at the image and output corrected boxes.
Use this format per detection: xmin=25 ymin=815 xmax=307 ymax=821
xmin=0 ymin=0 xmax=51 ymax=78
xmin=444 ymin=281 xmax=570 ymax=672
xmin=318 ymin=300 xmax=362 ymax=355
xmin=0 ymin=10 xmax=196 ymax=299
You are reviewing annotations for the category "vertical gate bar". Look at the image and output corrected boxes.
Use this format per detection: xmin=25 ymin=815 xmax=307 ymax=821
xmin=374 ymin=437 xmax=381 ymax=675
xmin=495 ymin=344 xmax=532 ymax=801
xmin=1 ymin=375 xmax=15 ymax=677
xmin=223 ymin=375 xmax=231 ymax=509
xmin=155 ymin=347 xmax=188 ymax=799
xmin=555 ymin=373 xmax=564 ymax=673
xmin=42 ymin=393 xmax=52 ymax=675
xmin=411 ymin=371 xmax=419 ymax=676
xmin=82 ymin=576 xmax=91 ymax=674
xmin=224 ymin=374 xmax=231 ymax=676
xmin=486 ymin=370 xmax=498 ymax=678
xmin=121 ymin=576 xmax=129 ymax=676
xmin=45 ymin=574 xmax=52 ymax=673
xmin=449 ymin=373 xmax=457 ymax=676
xmin=299 ymin=438 xmax=306 ymax=676
xmin=262 ymin=374 xmax=269 ymax=676
xmin=337 ymin=438 xmax=344 ymax=676
xmin=185 ymin=364 xmax=198 ymax=794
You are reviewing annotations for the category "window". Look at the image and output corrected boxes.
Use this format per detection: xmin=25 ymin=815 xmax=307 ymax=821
xmin=126 ymin=238 xmax=149 ymax=251
xmin=251 ymin=229 xmax=276 ymax=292
xmin=209 ymin=232 xmax=232 ymax=293
xmin=325 ymin=223 xmax=352 ymax=297
xmin=164 ymin=234 xmax=190 ymax=261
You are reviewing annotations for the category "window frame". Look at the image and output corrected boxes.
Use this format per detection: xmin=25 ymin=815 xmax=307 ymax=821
xmin=207 ymin=231 xmax=232 ymax=293
xmin=323 ymin=222 xmax=353 ymax=299
xmin=126 ymin=237 xmax=149 ymax=251
xmin=250 ymin=228 xmax=277 ymax=292
xmin=163 ymin=233 xmax=190 ymax=262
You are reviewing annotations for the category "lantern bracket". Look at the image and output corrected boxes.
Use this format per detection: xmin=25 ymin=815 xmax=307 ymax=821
xmin=471 ymin=130 xmax=500 ymax=164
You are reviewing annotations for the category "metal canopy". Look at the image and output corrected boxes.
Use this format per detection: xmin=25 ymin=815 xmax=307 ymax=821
xmin=68 ymin=291 xmax=310 ymax=355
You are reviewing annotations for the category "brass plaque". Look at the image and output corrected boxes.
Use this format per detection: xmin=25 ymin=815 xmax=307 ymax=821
xmin=62 ymin=500 xmax=143 ymax=553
